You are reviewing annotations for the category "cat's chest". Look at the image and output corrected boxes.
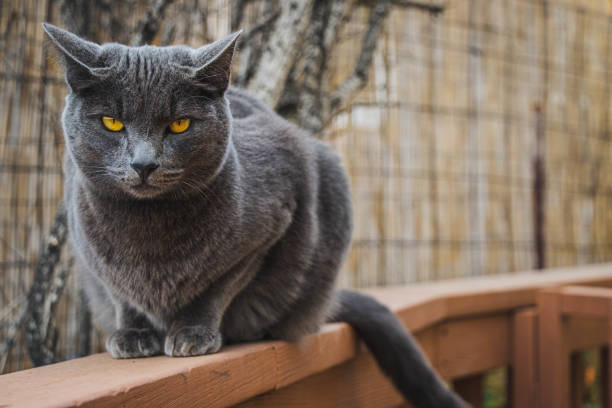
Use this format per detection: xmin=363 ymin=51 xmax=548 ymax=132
xmin=70 ymin=190 xmax=290 ymax=315
xmin=86 ymin=205 xmax=215 ymax=260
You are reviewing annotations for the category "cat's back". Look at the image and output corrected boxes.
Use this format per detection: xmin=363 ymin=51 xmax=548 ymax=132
xmin=227 ymin=87 xmax=352 ymax=249
xmin=221 ymin=88 xmax=352 ymax=342
xmin=227 ymin=87 xmax=336 ymax=173
xmin=228 ymin=88 xmax=322 ymax=191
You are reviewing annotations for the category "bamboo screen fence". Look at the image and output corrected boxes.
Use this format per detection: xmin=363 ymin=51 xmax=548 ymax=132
xmin=2 ymin=0 xmax=612 ymax=372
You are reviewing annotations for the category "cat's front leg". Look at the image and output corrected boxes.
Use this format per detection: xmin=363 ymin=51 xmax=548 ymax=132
xmin=164 ymin=296 xmax=225 ymax=357
xmin=164 ymin=249 xmax=267 ymax=357
xmin=106 ymin=302 xmax=163 ymax=358
xmin=164 ymin=322 xmax=223 ymax=357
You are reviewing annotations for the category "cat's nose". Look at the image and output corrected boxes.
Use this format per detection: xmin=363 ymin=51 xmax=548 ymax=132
xmin=131 ymin=160 xmax=159 ymax=181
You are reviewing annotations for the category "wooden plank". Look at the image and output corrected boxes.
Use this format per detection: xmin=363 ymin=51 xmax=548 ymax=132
xmin=453 ymin=374 xmax=483 ymax=408
xmin=1 ymin=326 xmax=359 ymax=408
xmin=3 ymin=267 xmax=612 ymax=407
xmin=538 ymin=289 xmax=569 ymax=408
xmin=366 ymin=264 xmax=612 ymax=325
xmin=512 ymin=308 xmax=538 ymax=408
xmin=395 ymin=297 xmax=448 ymax=333
xmin=566 ymin=316 xmax=608 ymax=352
xmin=1 ymin=344 xmax=278 ymax=408
xmin=235 ymin=351 xmax=404 ymax=408
xmin=273 ymin=324 xmax=359 ymax=389
xmin=560 ymin=286 xmax=612 ymax=318
xmin=435 ymin=315 xmax=511 ymax=379
xmin=236 ymin=320 xmax=492 ymax=408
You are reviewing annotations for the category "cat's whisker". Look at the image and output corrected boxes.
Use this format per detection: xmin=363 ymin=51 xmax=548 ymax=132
xmin=181 ymin=179 xmax=213 ymax=202
xmin=161 ymin=171 xmax=184 ymax=177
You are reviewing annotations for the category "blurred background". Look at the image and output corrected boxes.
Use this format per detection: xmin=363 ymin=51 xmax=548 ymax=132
xmin=1 ymin=0 xmax=612 ymax=404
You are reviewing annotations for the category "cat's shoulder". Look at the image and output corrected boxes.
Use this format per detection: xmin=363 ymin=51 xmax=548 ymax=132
xmin=228 ymin=88 xmax=318 ymax=153
xmin=227 ymin=87 xmax=273 ymax=118
xmin=227 ymin=88 xmax=345 ymax=180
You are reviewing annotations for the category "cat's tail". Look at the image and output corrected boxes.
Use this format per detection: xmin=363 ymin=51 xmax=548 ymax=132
xmin=329 ymin=290 xmax=468 ymax=408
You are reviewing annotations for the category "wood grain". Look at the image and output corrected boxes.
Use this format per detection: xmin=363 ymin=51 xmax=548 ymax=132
xmin=538 ymin=289 xmax=568 ymax=408
xmin=2 ymin=266 xmax=612 ymax=407
xmin=512 ymin=308 xmax=538 ymax=408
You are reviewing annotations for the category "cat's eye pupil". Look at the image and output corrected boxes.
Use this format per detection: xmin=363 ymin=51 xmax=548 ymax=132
xmin=102 ymin=116 xmax=124 ymax=132
xmin=169 ymin=118 xmax=190 ymax=134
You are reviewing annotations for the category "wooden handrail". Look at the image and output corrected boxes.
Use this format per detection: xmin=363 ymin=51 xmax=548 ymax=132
xmin=2 ymin=263 xmax=612 ymax=407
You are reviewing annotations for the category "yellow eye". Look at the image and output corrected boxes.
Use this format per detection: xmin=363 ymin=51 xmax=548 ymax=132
xmin=169 ymin=118 xmax=190 ymax=134
xmin=101 ymin=116 xmax=124 ymax=132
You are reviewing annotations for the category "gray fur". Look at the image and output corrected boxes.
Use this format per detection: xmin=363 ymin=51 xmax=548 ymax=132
xmin=43 ymin=23 xmax=466 ymax=407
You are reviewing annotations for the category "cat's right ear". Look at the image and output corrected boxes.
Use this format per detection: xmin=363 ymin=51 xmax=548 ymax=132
xmin=190 ymin=31 xmax=242 ymax=94
xmin=42 ymin=23 xmax=108 ymax=92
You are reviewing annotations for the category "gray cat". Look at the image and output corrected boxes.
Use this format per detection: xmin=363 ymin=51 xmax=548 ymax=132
xmin=42 ymin=23 xmax=467 ymax=407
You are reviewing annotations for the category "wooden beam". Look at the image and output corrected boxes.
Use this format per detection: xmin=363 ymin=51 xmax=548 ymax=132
xmin=0 ymin=326 xmax=359 ymax=408
xmin=434 ymin=315 xmax=511 ymax=379
xmin=236 ymin=351 xmax=404 ymax=408
xmin=513 ymin=308 xmax=538 ymax=408
xmin=538 ymin=289 xmax=569 ymax=408
xmin=237 ymin=315 xmax=511 ymax=408
xmin=560 ymin=286 xmax=612 ymax=318
xmin=566 ymin=316 xmax=608 ymax=351
xmin=2 ymin=265 xmax=612 ymax=407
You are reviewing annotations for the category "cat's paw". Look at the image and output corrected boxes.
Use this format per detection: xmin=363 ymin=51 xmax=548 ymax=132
xmin=106 ymin=328 xmax=162 ymax=358
xmin=164 ymin=325 xmax=223 ymax=357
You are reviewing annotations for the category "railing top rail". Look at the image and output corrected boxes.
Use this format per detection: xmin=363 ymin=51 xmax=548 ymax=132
xmin=2 ymin=263 xmax=612 ymax=408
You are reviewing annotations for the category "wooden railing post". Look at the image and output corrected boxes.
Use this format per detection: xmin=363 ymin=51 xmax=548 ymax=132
xmin=537 ymin=285 xmax=612 ymax=408
xmin=513 ymin=308 xmax=538 ymax=408
xmin=538 ymin=288 xmax=568 ymax=408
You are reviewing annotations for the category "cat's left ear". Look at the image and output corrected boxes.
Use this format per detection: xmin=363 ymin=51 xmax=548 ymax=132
xmin=42 ymin=23 xmax=110 ymax=92
xmin=191 ymin=31 xmax=242 ymax=93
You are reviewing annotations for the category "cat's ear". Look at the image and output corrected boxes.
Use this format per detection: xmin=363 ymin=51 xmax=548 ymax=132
xmin=191 ymin=31 xmax=242 ymax=93
xmin=42 ymin=23 xmax=109 ymax=92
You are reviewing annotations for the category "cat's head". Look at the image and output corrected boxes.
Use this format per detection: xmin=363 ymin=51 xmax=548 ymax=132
xmin=43 ymin=23 xmax=240 ymax=199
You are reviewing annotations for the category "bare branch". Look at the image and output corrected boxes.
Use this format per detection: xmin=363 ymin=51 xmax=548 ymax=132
xmin=245 ymin=0 xmax=315 ymax=106
xmin=323 ymin=0 xmax=391 ymax=129
xmin=161 ymin=23 xmax=176 ymax=46
xmin=293 ymin=0 xmax=352 ymax=132
xmin=59 ymin=0 xmax=100 ymax=39
xmin=231 ymin=0 xmax=259 ymax=31
xmin=24 ymin=204 xmax=69 ymax=366
xmin=75 ymin=288 xmax=92 ymax=358
xmin=133 ymin=0 xmax=176 ymax=46
xmin=358 ymin=0 xmax=444 ymax=13
xmin=0 ymin=298 xmax=27 ymax=374
xmin=391 ymin=0 xmax=444 ymax=13
xmin=235 ymin=0 xmax=281 ymax=88
xmin=239 ymin=8 xmax=281 ymax=47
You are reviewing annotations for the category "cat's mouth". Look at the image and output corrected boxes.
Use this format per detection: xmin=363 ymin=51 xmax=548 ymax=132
xmin=128 ymin=182 xmax=164 ymax=198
